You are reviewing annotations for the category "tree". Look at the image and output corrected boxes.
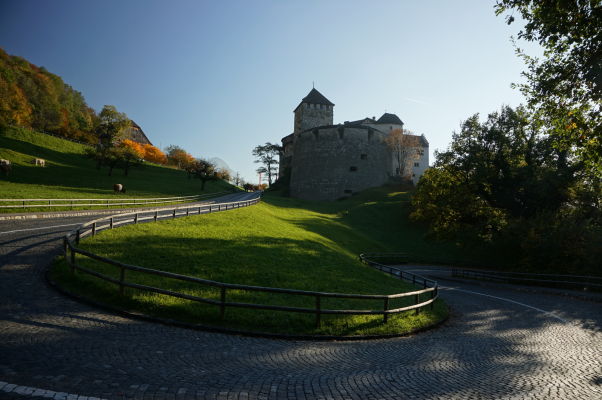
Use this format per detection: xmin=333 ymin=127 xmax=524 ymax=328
xmin=189 ymin=159 xmax=217 ymax=190
xmin=252 ymin=142 xmax=281 ymax=185
xmin=495 ymin=0 xmax=602 ymax=174
xmin=142 ymin=144 xmax=167 ymax=164
xmin=165 ymin=145 xmax=194 ymax=169
xmin=96 ymin=105 xmax=129 ymax=146
xmin=385 ymin=128 xmax=421 ymax=178
xmin=411 ymin=106 xmax=600 ymax=273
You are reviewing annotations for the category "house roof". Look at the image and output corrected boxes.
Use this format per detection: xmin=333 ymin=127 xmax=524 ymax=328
xmin=376 ymin=113 xmax=403 ymax=125
xmin=294 ymin=88 xmax=334 ymax=111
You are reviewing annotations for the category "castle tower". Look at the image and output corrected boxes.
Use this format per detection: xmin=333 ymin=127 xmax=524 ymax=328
xmin=293 ymin=88 xmax=334 ymax=134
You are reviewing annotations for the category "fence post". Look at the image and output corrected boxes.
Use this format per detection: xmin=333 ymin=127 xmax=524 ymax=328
xmin=119 ymin=266 xmax=125 ymax=295
xmin=76 ymin=230 xmax=80 ymax=244
xmin=154 ymin=211 xmax=158 ymax=222
xmin=218 ymin=204 xmax=221 ymax=211
xmin=198 ymin=206 xmax=201 ymax=214
xmin=220 ymin=287 xmax=226 ymax=319
xmin=70 ymin=200 xmax=73 ymax=210
xmin=383 ymin=297 xmax=389 ymax=323
xmin=110 ymin=217 xmax=114 ymax=229
xmin=186 ymin=208 xmax=189 ymax=216
xmin=134 ymin=213 xmax=138 ymax=224
xmin=92 ymin=222 xmax=96 ymax=236
xmin=173 ymin=209 xmax=176 ymax=218
xmin=430 ymin=288 xmax=435 ymax=310
xmin=415 ymin=294 xmax=420 ymax=315
xmin=106 ymin=200 xmax=109 ymax=208
xmin=70 ymin=249 xmax=76 ymax=273
xmin=315 ymin=295 xmax=321 ymax=328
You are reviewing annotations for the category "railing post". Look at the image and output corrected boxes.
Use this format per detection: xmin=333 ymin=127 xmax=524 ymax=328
xmin=22 ymin=200 xmax=25 ymax=209
xmin=154 ymin=211 xmax=158 ymax=222
xmin=415 ymin=294 xmax=420 ymax=315
xmin=92 ymin=222 xmax=96 ymax=236
xmin=119 ymin=266 xmax=125 ymax=295
xmin=218 ymin=204 xmax=221 ymax=211
xmin=106 ymin=200 xmax=109 ymax=208
xmin=198 ymin=206 xmax=201 ymax=214
xmin=70 ymin=200 xmax=73 ymax=210
xmin=110 ymin=217 xmax=114 ymax=229
xmin=220 ymin=287 xmax=226 ymax=319
xmin=134 ymin=213 xmax=138 ymax=224
xmin=186 ymin=208 xmax=189 ymax=216
xmin=172 ymin=209 xmax=176 ymax=218
xmin=70 ymin=249 xmax=76 ymax=273
xmin=383 ymin=297 xmax=389 ymax=323
xmin=315 ymin=295 xmax=321 ymax=328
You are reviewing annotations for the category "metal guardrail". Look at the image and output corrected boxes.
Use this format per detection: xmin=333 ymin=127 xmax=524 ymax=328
xmin=62 ymin=199 xmax=439 ymax=328
xmin=452 ymin=268 xmax=602 ymax=291
xmin=0 ymin=191 xmax=233 ymax=209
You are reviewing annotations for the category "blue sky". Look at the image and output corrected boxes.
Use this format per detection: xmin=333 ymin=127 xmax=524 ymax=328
xmin=0 ymin=0 xmax=541 ymax=183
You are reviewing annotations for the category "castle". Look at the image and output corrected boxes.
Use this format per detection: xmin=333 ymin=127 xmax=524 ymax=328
xmin=279 ymin=88 xmax=429 ymax=201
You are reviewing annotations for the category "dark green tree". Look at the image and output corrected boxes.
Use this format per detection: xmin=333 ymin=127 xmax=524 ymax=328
xmin=189 ymin=159 xmax=217 ymax=190
xmin=252 ymin=142 xmax=280 ymax=185
xmin=495 ymin=0 xmax=602 ymax=174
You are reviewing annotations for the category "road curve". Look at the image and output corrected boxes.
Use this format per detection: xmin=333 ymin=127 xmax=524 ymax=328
xmin=1 ymin=193 xmax=601 ymax=400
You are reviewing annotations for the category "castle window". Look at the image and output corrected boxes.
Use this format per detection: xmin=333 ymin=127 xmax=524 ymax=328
xmin=349 ymin=166 xmax=357 ymax=172
xmin=414 ymin=162 xmax=420 ymax=167
xmin=360 ymin=154 xmax=367 ymax=160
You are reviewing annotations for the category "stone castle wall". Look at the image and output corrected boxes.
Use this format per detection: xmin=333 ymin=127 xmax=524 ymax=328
xmin=294 ymin=103 xmax=333 ymax=134
xmin=289 ymin=126 xmax=392 ymax=201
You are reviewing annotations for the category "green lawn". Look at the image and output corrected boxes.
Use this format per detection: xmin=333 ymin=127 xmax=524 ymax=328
xmin=0 ymin=126 xmax=232 ymax=210
xmin=52 ymin=187 xmax=452 ymax=336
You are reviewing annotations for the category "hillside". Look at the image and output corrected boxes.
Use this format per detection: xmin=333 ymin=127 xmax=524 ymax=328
xmin=52 ymin=187 xmax=452 ymax=336
xmin=0 ymin=125 xmax=232 ymax=201
xmin=0 ymin=48 xmax=98 ymax=143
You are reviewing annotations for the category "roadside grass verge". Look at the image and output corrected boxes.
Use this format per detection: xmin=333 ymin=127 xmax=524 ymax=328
xmin=51 ymin=187 xmax=451 ymax=336
xmin=0 ymin=126 xmax=232 ymax=211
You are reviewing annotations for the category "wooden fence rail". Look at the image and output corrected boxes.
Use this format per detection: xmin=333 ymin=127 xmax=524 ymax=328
xmin=63 ymin=196 xmax=439 ymax=328
xmin=0 ymin=191 xmax=233 ymax=209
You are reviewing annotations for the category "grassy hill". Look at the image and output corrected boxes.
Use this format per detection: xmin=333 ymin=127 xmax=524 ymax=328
xmin=52 ymin=187 xmax=459 ymax=336
xmin=0 ymin=125 xmax=232 ymax=203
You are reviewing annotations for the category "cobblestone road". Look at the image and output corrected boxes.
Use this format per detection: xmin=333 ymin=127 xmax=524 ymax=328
xmin=1 ymin=195 xmax=601 ymax=399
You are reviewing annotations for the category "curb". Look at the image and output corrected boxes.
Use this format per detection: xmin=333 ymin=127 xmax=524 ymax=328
xmin=0 ymin=201 xmax=218 ymax=221
xmin=45 ymin=262 xmax=449 ymax=342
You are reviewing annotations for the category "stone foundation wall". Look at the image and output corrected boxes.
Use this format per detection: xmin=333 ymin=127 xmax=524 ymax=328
xmin=289 ymin=126 xmax=391 ymax=201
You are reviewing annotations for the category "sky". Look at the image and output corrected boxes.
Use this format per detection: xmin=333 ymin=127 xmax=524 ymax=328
xmin=0 ymin=0 xmax=542 ymax=183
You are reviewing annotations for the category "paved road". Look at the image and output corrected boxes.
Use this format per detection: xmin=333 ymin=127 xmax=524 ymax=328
xmin=0 ymin=193 xmax=601 ymax=399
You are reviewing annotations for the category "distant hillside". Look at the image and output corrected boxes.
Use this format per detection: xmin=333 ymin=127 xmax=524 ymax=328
xmin=0 ymin=48 xmax=98 ymax=143
xmin=0 ymin=48 xmax=151 ymax=146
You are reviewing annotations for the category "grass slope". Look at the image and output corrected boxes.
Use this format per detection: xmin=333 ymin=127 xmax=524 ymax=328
xmin=0 ymin=126 xmax=231 ymax=203
xmin=52 ymin=187 xmax=452 ymax=336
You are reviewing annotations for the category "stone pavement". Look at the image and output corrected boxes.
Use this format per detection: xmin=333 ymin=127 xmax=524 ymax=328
xmin=0 ymin=199 xmax=601 ymax=399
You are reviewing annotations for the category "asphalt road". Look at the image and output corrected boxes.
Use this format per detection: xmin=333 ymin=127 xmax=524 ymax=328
xmin=0 ymin=192 xmax=601 ymax=400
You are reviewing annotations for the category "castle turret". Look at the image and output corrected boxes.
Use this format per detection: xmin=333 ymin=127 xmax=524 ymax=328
xmin=293 ymin=88 xmax=334 ymax=134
